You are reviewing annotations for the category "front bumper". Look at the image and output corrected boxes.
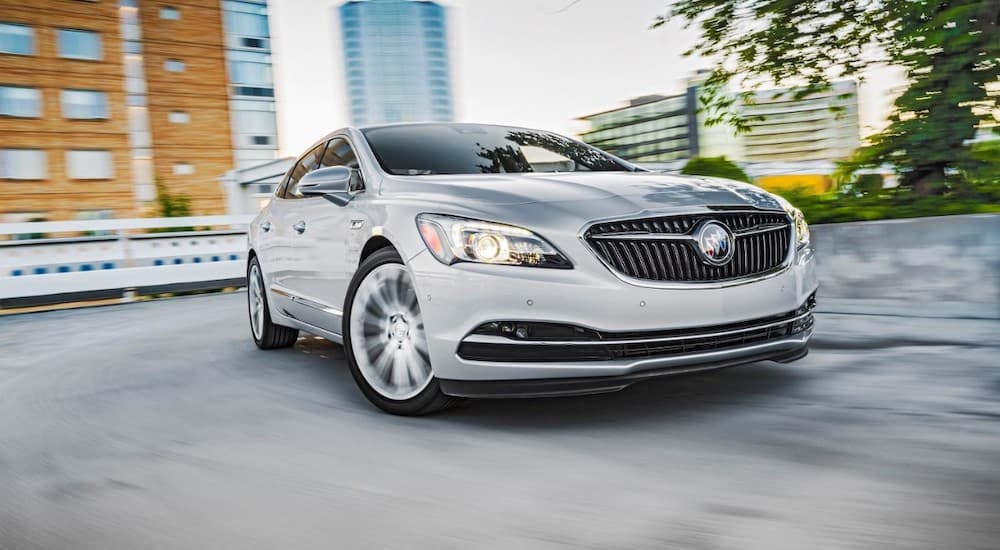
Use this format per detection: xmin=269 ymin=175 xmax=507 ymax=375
xmin=438 ymin=343 xmax=809 ymax=398
xmin=407 ymin=244 xmax=818 ymax=395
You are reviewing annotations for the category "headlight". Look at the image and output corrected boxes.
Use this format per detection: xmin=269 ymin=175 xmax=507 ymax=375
xmin=793 ymin=208 xmax=810 ymax=249
xmin=775 ymin=196 xmax=810 ymax=249
xmin=416 ymin=214 xmax=572 ymax=268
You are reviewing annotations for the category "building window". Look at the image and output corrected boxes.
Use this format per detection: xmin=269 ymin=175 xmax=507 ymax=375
xmin=0 ymin=86 xmax=41 ymax=117
xmin=240 ymin=37 xmax=265 ymax=48
xmin=173 ymin=162 xmax=195 ymax=175
xmin=1 ymin=149 xmax=47 ymax=179
xmin=224 ymin=2 xmax=269 ymax=37
xmin=160 ymin=7 xmax=181 ymax=20
xmin=0 ymin=22 xmax=34 ymax=55
xmin=231 ymin=99 xmax=275 ymax=112
xmin=232 ymin=109 xmax=277 ymax=149
xmin=229 ymin=59 xmax=272 ymax=86
xmin=66 ymin=150 xmax=113 ymax=180
xmin=164 ymin=59 xmax=185 ymax=72
xmin=168 ymin=111 xmax=190 ymax=124
xmin=61 ymin=90 xmax=109 ymax=119
xmin=232 ymin=86 xmax=273 ymax=97
xmin=57 ymin=29 xmax=102 ymax=60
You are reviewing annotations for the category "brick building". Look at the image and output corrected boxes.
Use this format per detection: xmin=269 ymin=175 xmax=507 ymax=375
xmin=0 ymin=0 xmax=277 ymax=224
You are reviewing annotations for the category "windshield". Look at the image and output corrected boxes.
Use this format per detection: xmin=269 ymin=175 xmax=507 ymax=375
xmin=362 ymin=124 xmax=632 ymax=175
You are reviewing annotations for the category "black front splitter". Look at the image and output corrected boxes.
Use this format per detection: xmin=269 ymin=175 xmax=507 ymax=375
xmin=438 ymin=344 xmax=809 ymax=399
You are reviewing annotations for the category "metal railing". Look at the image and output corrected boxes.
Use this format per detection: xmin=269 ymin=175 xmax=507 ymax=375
xmin=0 ymin=216 xmax=254 ymax=308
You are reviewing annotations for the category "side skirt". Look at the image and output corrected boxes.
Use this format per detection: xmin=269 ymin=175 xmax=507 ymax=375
xmin=278 ymin=315 xmax=345 ymax=345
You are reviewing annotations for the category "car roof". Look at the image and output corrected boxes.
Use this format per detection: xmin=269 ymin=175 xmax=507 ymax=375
xmin=309 ymin=122 xmax=542 ymax=151
xmin=355 ymin=121 xmax=542 ymax=133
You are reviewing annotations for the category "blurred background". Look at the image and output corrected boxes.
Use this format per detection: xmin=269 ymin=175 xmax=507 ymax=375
xmin=0 ymin=1 xmax=997 ymax=549
xmin=0 ymin=0 xmax=994 ymax=226
xmin=0 ymin=0 xmax=994 ymax=309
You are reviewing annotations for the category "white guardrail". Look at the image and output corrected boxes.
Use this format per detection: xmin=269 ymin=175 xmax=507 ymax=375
xmin=0 ymin=216 xmax=254 ymax=307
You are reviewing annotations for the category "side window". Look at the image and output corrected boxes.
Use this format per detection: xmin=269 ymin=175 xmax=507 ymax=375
xmin=282 ymin=143 xmax=325 ymax=198
xmin=319 ymin=137 xmax=364 ymax=192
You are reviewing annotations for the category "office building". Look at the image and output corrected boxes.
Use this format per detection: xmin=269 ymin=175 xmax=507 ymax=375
xmin=337 ymin=0 xmax=454 ymax=125
xmin=739 ymin=80 xmax=860 ymax=162
xmin=578 ymin=80 xmax=860 ymax=165
xmin=577 ymin=92 xmax=696 ymax=163
xmin=0 ymin=0 xmax=278 ymax=225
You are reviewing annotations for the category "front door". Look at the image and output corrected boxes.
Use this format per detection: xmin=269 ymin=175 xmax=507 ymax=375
xmin=281 ymin=195 xmax=349 ymax=333
xmin=264 ymin=142 xmax=326 ymax=326
xmin=279 ymin=136 xmax=366 ymax=335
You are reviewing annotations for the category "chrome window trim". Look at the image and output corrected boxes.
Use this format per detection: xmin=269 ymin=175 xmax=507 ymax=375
xmin=577 ymin=207 xmax=795 ymax=289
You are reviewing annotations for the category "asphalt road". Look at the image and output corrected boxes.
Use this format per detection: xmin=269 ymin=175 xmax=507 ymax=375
xmin=1 ymin=293 xmax=998 ymax=549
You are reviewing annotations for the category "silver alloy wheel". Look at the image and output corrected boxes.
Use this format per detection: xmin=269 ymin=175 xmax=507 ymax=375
xmin=350 ymin=263 xmax=433 ymax=400
xmin=248 ymin=263 xmax=265 ymax=341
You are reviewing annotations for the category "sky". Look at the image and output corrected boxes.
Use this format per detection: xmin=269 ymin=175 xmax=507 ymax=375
xmin=269 ymin=0 xmax=903 ymax=156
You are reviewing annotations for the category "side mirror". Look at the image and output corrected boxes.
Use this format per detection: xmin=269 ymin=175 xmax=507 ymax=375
xmin=299 ymin=166 xmax=352 ymax=197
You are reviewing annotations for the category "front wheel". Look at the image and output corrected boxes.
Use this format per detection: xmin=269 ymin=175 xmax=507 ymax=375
xmin=343 ymin=248 xmax=457 ymax=415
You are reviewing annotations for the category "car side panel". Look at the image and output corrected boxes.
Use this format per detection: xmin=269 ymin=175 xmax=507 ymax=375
xmin=281 ymin=197 xmax=350 ymax=333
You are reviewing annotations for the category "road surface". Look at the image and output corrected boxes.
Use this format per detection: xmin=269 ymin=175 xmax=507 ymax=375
xmin=1 ymin=293 xmax=998 ymax=549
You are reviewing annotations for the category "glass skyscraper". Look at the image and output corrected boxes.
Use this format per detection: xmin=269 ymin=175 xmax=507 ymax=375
xmin=338 ymin=0 xmax=454 ymax=126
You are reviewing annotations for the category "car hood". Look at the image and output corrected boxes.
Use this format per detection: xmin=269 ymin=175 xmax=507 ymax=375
xmin=381 ymin=171 xmax=786 ymax=222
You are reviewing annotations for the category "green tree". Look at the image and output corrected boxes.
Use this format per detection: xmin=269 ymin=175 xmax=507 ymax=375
xmin=655 ymin=0 xmax=999 ymax=194
xmin=156 ymin=181 xmax=192 ymax=218
xmin=681 ymin=156 xmax=753 ymax=182
xmin=153 ymin=181 xmax=193 ymax=232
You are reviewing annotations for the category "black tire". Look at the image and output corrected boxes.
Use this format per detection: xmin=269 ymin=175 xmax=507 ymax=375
xmin=247 ymin=256 xmax=299 ymax=350
xmin=342 ymin=248 xmax=459 ymax=416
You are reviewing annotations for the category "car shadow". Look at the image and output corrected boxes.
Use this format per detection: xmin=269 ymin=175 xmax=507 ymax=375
xmin=437 ymin=362 xmax=808 ymax=430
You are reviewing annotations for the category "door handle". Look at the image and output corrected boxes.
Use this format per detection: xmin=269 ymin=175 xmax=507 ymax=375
xmin=260 ymin=221 xmax=271 ymax=232
xmin=293 ymin=220 xmax=306 ymax=234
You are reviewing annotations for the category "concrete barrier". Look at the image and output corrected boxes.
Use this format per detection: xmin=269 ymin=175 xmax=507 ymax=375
xmin=2 ymin=214 xmax=996 ymax=319
xmin=811 ymin=214 xmax=999 ymax=320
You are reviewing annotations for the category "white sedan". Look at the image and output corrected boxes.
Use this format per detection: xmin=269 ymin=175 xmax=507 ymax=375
xmin=247 ymin=123 xmax=817 ymax=415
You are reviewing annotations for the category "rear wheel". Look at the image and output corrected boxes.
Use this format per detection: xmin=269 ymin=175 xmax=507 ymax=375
xmin=343 ymin=248 xmax=457 ymax=415
xmin=248 ymin=256 xmax=299 ymax=349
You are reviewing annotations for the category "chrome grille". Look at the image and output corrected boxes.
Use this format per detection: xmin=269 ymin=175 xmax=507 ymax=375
xmin=584 ymin=211 xmax=792 ymax=283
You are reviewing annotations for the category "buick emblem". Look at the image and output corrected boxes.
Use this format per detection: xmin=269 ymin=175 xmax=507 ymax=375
xmin=695 ymin=221 xmax=735 ymax=265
